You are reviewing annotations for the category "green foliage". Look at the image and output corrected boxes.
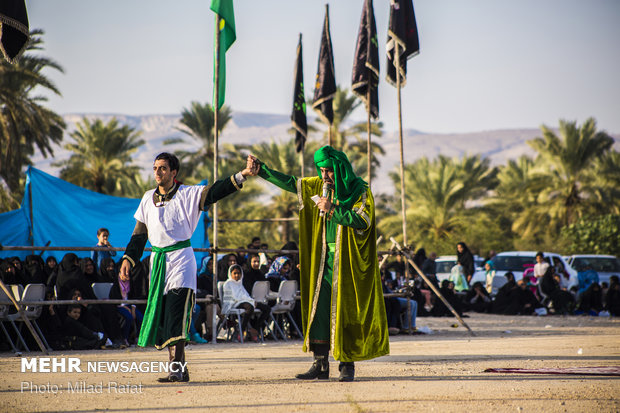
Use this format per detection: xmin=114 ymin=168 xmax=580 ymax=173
xmin=171 ymin=101 xmax=233 ymax=177
xmin=561 ymin=214 xmax=620 ymax=257
xmin=0 ymin=30 xmax=65 ymax=192
xmin=377 ymin=154 xmax=498 ymax=251
xmin=53 ymin=117 xmax=144 ymax=195
xmin=0 ymin=178 xmax=23 ymax=213
xmin=517 ymin=118 xmax=615 ymax=235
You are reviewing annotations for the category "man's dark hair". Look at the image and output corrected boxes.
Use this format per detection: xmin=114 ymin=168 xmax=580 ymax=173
xmin=252 ymin=237 xmax=261 ymax=243
xmin=97 ymin=228 xmax=109 ymax=236
xmin=535 ymin=251 xmax=544 ymax=259
xmin=68 ymin=304 xmax=82 ymax=312
xmin=154 ymin=152 xmax=180 ymax=174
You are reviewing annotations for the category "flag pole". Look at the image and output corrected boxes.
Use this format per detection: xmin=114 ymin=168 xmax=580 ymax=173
xmin=328 ymin=125 xmax=332 ymax=146
xmin=211 ymin=14 xmax=221 ymax=344
xmin=395 ymin=44 xmax=408 ymax=250
xmin=300 ymin=148 xmax=305 ymax=178
xmin=366 ymin=86 xmax=372 ymax=186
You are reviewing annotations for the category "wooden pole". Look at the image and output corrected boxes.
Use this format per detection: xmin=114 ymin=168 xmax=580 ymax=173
xmin=328 ymin=124 xmax=332 ymax=146
xmin=395 ymin=45 xmax=407 ymax=250
xmin=389 ymin=237 xmax=475 ymax=336
xmin=300 ymin=147 xmax=305 ymax=178
xmin=366 ymin=86 xmax=372 ymax=187
xmin=211 ymin=14 xmax=221 ymax=344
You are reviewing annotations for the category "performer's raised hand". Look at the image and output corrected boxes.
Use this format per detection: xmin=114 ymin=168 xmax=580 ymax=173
xmin=241 ymin=155 xmax=259 ymax=177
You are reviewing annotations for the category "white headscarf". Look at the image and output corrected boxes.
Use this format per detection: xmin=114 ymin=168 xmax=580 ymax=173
xmin=222 ymin=264 xmax=255 ymax=313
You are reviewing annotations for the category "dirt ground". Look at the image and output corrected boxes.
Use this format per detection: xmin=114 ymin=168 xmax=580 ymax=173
xmin=1 ymin=314 xmax=619 ymax=413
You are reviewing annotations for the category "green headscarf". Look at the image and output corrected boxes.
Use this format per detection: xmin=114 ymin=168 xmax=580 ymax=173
xmin=314 ymin=145 xmax=368 ymax=209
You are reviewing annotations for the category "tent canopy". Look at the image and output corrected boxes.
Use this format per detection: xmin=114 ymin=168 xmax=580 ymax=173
xmin=0 ymin=167 xmax=210 ymax=263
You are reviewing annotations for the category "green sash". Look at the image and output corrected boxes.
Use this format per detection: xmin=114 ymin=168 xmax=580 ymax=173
xmin=137 ymin=239 xmax=191 ymax=347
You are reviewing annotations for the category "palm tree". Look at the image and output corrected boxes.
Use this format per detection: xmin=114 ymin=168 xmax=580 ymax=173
xmin=483 ymin=155 xmax=548 ymax=247
xmin=54 ymin=117 xmax=144 ymax=195
xmin=167 ymin=101 xmax=232 ymax=176
xmin=378 ymin=155 xmax=497 ymax=250
xmin=587 ymin=150 xmax=620 ymax=215
xmin=0 ymin=29 xmax=65 ymax=193
xmin=521 ymin=118 xmax=614 ymax=232
xmin=314 ymin=87 xmax=384 ymax=180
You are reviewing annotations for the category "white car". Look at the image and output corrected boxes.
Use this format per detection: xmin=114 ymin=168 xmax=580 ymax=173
xmin=436 ymin=255 xmax=484 ymax=283
xmin=435 ymin=256 xmax=457 ymax=282
xmin=567 ymin=255 xmax=620 ymax=285
xmin=471 ymin=251 xmax=578 ymax=290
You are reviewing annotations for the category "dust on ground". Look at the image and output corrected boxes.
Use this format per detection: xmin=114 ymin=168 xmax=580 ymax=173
xmin=2 ymin=314 xmax=619 ymax=413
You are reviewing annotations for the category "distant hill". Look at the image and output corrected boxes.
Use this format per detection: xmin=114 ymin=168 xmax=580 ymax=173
xmin=30 ymin=112 xmax=619 ymax=195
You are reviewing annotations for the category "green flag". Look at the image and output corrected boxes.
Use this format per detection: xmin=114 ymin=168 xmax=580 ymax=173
xmin=210 ymin=0 xmax=236 ymax=109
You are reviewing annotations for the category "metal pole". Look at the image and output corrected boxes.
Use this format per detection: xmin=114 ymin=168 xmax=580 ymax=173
xmin=28 ymin=172 xmax=33 ymax=246
xmin=211 ymin=14 xmax=221 ymax=344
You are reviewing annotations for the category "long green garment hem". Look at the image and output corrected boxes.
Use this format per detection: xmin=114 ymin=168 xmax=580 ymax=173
xmin=137 ymin=239 xmax=191 ymax=347
xmin=309 ymin=245 xmax=334 ymax=344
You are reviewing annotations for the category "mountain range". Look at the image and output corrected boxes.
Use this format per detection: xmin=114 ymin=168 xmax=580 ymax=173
xmin=30 ymin=112 xmax=619 ymax=195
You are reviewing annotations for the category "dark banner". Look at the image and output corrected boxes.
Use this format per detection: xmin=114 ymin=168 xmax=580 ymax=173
xmin=386 ymin=0 xmax=420 ymax=88
xmin=352 ymin=0 xmax=379 ymax=119
xmin=0 ymin=0 xmax=29 ymax=64
xmin=292 ymin=35 xmax=308 ymax=152
xmin=312 ymin=5 xmax=337 ymax=125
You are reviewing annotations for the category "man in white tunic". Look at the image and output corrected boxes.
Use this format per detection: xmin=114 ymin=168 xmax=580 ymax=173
xmin=119 ymin=152 xmax=258 ymax=382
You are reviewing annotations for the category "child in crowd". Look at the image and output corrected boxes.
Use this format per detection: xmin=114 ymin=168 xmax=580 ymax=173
xmin=91 ymin=227 xmax=116 ymax=271
xmin=222 ymin=264 xmax=260 ymax=342
xmin=62 ymin=305 xmax=106 ymax=350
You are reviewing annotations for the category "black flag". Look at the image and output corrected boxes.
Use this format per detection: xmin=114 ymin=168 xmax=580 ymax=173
xmin=386 ymin=0 xmax=420 ymax=87
xmin=0 ymin=0 xmax=29 ymax=64
xmin=292 ymin=34 xmax=307 ymax=152
xmin=312 ymin=4 xmax=337 ymax=125
xmin=352 ymin=0 xmax=379 ymax=119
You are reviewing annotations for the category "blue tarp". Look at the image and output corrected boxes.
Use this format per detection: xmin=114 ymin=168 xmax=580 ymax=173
xmin=0 ymin=167 xmax=210 ymax=263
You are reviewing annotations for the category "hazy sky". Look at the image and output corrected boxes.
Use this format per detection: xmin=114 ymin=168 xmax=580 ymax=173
xmin=27 ymin=0 xmax=620 ymax=134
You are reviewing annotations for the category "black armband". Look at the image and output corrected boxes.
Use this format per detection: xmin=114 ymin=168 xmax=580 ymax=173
xmin=122 ymin=233 xmax=148 ymax=267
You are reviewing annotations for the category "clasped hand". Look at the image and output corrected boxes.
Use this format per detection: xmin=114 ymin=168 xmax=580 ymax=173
xmin=241 ymin=155 xmax=261 ymax=177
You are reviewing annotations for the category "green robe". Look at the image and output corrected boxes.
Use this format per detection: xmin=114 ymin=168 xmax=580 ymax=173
xmin=259 ymin=165 xmax=389 ymax=362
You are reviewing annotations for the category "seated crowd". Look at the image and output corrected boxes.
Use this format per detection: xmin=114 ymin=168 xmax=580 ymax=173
xmin=0 ymin=233 xmax=305 ymax=352
xmin=380 ymin=248 xmax=620 ymax=335
xmin=2 ymin=236 xmax=619 ymax=351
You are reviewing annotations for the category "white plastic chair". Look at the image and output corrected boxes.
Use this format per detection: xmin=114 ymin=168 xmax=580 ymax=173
xmin=8 ymin=284 xmax=52 ymax=352
xmin=0 ymin=287 xmax=20 ymax=352
xmin=251 ymin=281 xmax=282 ymax=342
xmin=11 ymin=284 xmax=24 ymax=301
xmin=271 ymin=280 xmax=302 ymax=340
xmin=217 ymin=281 xmax=245 ymax=343
xmin=91 ymin=282 xmax=113 ymax=300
